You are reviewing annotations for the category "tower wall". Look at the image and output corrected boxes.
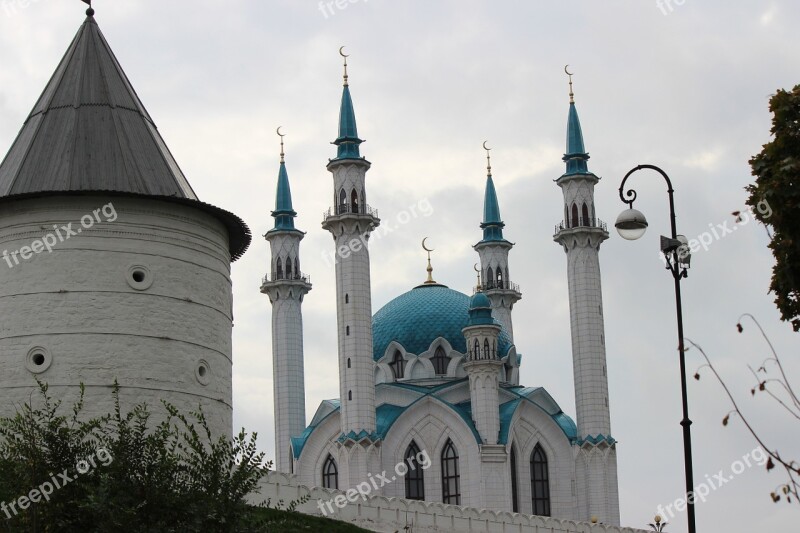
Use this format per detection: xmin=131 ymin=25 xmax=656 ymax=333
xmin=0 ymin=195 xmax=234 ymax=438
xmin=264 ymin=230 xmax=310 ymax=473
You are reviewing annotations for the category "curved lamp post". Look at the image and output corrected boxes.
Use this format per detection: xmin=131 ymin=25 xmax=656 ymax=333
xmin=616 ymin=164 xmax=695 ymax=533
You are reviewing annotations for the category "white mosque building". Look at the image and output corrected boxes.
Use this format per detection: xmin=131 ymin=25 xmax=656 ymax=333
xmin=0 ymin=7 xmax=620 ymax=527
xmin=263 ymin=56 xmax=620 ymax=524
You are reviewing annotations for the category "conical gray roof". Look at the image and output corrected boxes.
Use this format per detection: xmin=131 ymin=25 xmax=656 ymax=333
xmin=0 ymin=12 xmax=250 ymax=259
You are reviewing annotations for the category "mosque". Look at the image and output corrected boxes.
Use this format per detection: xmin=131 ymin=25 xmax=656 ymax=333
xmin=0 ymin=7 xmax=619 ymax=526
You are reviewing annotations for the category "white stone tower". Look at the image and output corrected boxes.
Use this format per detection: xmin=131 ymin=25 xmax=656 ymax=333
xmin=320 ymin=53 xmax=381 ymax=488
xmin=552 ymin=72 xmax=620 ymax=524
xmin=262 ymin=131 xmax=312 ymax=473
xmin=462 ymin=292 xmax=508 ymax=510
xmin=474 ymin=147 xmax=522 ymax=342
xmin=0 ymin=9 xmax=250 ymax=440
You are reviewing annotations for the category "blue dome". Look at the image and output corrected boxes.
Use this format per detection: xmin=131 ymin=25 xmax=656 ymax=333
xmin=469 ymin=292 xmax=491 ymax=309
xmin=372 ymin=284 xmax=512 ymax=361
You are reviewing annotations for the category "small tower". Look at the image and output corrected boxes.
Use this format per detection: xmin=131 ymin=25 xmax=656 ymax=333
xmin=462 ymin=292 xmax=508 ymax=510
xmin=261 ymin=130 xmax=312 ymax=473
xmin=473 ymin=144 xmax=522 ymax=341
xmin=320 ymin=50 xmax=381 ymax=488
xmin=552 ymin=68 xmax=619 ymax=525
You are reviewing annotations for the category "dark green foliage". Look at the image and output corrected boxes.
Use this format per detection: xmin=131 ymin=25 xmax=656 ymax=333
xmin=0 ymin=380 xmax=322 ymax=532
xmin=747 ymin=84 xmax=800 ymax=331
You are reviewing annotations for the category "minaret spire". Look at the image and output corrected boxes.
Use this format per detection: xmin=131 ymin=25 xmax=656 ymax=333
xmin=473 ymin=142 xmax=521 ymax=349
xmin=262 ymin=126 xmax=311 ymax=473
xmin=553 ymin=70 xmax=619 ymax=524
xmin=271 ymin=127 xmax=297 ymax=232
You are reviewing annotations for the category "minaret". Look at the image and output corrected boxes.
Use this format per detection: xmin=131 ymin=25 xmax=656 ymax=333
xmin=473 ymin=144 xmax=522 ymax=341
xmin=261 ymin=129 xmax=312 ymax=473
xmin=320 ymin=50 xmax=381 ymax=488
xmin=462 ymin=292 xmax=508 ymax=510
xmin=552 ymin=68 xmax=619 ymax=525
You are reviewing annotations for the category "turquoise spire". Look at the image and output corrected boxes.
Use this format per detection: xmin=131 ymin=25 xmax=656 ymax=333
xmin=333 ymin=50 xmax=363 ymax=160
xmin=479 ymin=144 xmax=506 ymax=243
xmin=563 ymin=70 xmax=590 ymax=175
xmin=270 ymin=130 xmax=298 ymax=232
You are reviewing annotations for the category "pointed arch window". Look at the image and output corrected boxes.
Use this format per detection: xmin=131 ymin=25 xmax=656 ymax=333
xmin=404 ymin=441 xmax=425 ymax=500
xmin=285 ymin=256 xmax=293 ymax=278
xmin=441 ymin=439 xmax=460 ymax=505
xmin=338 ymin=189 xmax=347 ymax=214
xmin=486 ymin=267 xmax=494 ymax=289
xmin=496 ymin=267 xmax=504 ymax=288
xmin=510 ymin=444 xmax=519 ymax=513
xmin=275 ymin=257 xmax=283 ymax=280
xmin=351 ymin=189 xmax=360 ymax=213
xmin=483 ymin=338 xmax=491 ymax=359
xmin=322 ymin=454 xmax=338 ymax=489
xmin=571 ymin=204 xmax=579 ymax=228
xmin=432 ymin=346 xmax=450 ymax=375
xmin=389 ymin=350 xmax=405 ymax=380
xmin=472 ymin=339 xmax=480 ymax=360
xmin=582 ymin=202 xmax=590 ymax=226
xmin=294 ymin=257 xmax=300 ymax=279
xmin=531 ymin=444 xmax=551 ymax=516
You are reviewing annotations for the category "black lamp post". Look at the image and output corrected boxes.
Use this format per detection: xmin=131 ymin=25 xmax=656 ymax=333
xmin=615 ymin=164 xmax=696 ymax=533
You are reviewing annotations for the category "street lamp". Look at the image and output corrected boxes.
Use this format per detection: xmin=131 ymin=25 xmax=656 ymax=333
xmin=615 ymin=164 xmax=696 ymax=533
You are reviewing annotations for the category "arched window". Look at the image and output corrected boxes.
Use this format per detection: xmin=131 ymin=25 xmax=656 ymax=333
xmin=361 ymin=190 xmax=366 ymax=212
xmin=295 ymin=257 xmax=300 ymax=278
xmin=496 ymin=267 xmax=503 ymax=288
xmin=510 ymin=444 xmax=519 ymax=513
xmin=582 ymin=203 xmax=590 ymax=226
xmin=487 ymin=267 xmax=494 ymax=289
xmin=275 ymin=257 xmax=283 ymax=279
xmin=484 ymin=338 xmax=491 ymax=359
xmin=338 ymin=189 xmax=347 ymax=214
xmin=322 ymin=454 xmax=338 ymax=489
xmin=432 ymin=347 xmax=449 ymax=375
xmin=571 ymin=204 xmax=579 ymax=228
xmin=285 ymin=256 xmax=293 ymax=278
xmin=404 ymin=441 xmax=425 ymax=500
xmin=531 ymin=444 xmax=551 ymax=516
xmin=473 ymin=339 xmax=480 ymax=359
xmin=441 ymin=439 xmax=460 ymax=505
xmin=348 ymin=390 xmax=352 ymax=400
xmin=389 ymin=350 xmax=405 ymax=380
xmin=351 ymin=189 xmax=359 ymax=213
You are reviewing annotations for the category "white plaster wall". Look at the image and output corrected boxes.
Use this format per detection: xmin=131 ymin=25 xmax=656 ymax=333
xmin=0 ymin=195 xmax=234 ymax=438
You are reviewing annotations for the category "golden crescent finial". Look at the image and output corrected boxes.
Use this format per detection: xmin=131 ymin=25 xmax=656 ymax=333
xmin=474 ymin=263 xmax=482 ymax=291
xmin=276 ymin=126 xmax=286 ymax=162
xmin=473 ymin=263 xmax=480 ymax=272
xmin=483 ymin=141 xmax=492 ymax=177
xmin=339 ymin=46 xmax=350 ymax=86
xmin=421 ymin=238 xmax=436 ymax=284
xmin=421 ymin=237 xmax=434 ymax=253
xmin=564 ymin=64 xmax=575 ymax=103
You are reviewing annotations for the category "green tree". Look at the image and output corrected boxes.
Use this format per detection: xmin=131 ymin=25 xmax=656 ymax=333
xmin=747 ymin=84 xmax=800 ymax=331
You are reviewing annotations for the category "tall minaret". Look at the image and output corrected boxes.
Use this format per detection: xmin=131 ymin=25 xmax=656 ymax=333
xmin=474 ymin=144 xmax=522 ymax=342
xmin=552 ymin=69 xmax=619 ymax=525
xmin=261 ymin=130 xmax=312 ymax=474
xmin=321 ymin=50 xmax=381 ymax=488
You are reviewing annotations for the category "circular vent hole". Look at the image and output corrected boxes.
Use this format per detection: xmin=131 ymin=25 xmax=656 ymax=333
xmin=198 ymin=365 xmax=207 ymax=377
xmin=132 ymin=270 xmax=146 ymax=283
xmin=32 ymin=353 xmax=45 ymax=366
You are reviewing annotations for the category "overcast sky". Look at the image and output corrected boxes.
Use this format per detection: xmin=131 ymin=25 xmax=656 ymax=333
xmin=1 ymin=1 xmax=798 ymax=531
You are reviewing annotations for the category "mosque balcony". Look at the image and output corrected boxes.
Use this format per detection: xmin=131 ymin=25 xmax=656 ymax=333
xmin=554 ymin=217 xmax=608 ymax=234
xmin=466 ymin=346 xmax=500 ymax=362
xmin=323 ymin=203 xmax=379 ymax=219
xmin=261 ymin=271 xmax=312 ymax=289
xmin=473 ymin=280 xmax=521 ymax=294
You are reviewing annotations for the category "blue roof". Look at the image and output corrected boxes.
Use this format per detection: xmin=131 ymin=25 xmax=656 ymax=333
xmin=563 ymin=102 xmax=590 ymax=176
xmin=466 ymin=292 xmax=496 ymax=327
xmin=333 ymin=85 xmax=363 ymax=160
xmin=269 ymin=161 xmax=298 ymax=232
xmin=479 ymin=175 xmax=508 ymax=243
xmin=372 ymin=284 xmax=512 ymax=360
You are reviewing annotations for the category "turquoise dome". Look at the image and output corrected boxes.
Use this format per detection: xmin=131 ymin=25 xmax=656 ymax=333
xmin=372 ymin=284 xmax=512 ymax=361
